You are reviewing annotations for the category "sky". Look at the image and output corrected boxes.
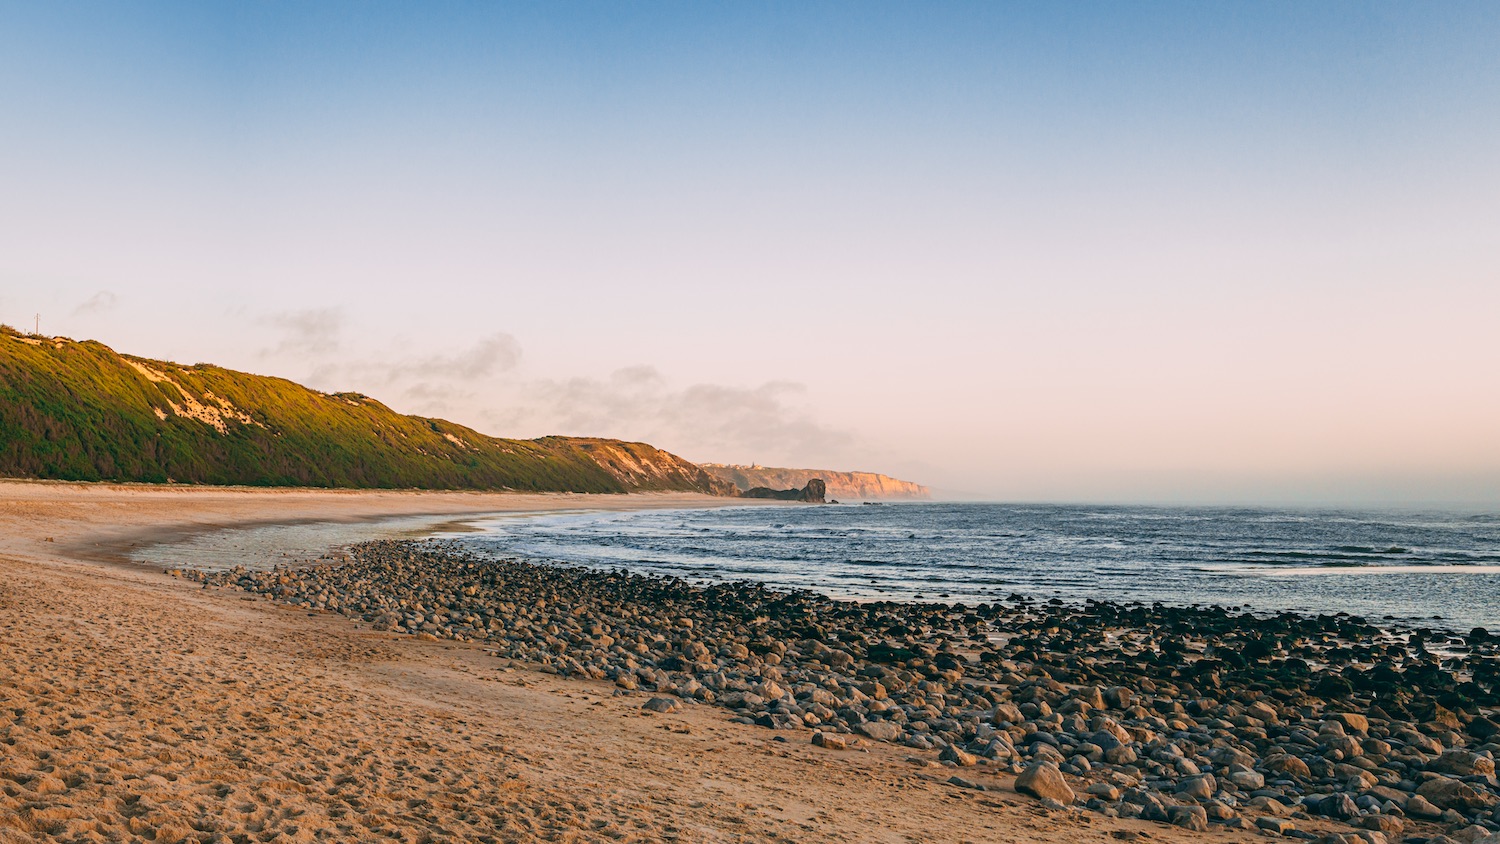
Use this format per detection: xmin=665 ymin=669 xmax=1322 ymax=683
xmin=2 ymin=1 xmax=1498 ymax=505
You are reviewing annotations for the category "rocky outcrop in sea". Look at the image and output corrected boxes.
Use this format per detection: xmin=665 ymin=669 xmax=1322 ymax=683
xmin=175 ymin=540 xmax=1500 ymax=843
xmin=739 ymin=478 xmax=827 ymax=502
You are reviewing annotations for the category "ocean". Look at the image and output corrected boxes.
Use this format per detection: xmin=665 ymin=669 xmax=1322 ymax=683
xmin=441 ymin=502 xmax=1500 ymax=633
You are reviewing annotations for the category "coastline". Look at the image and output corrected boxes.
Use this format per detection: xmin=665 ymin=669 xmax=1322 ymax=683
xmin=0 ymin=480 xmax=753 ymax=571
xmin=2 ymin=483 xmax=1494 ymax=843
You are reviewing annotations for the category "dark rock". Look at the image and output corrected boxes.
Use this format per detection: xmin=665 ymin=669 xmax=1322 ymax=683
xmin=1167 ymin=804 xmax=1208 ymax=832
xmin=740 ymin=478 xmax=827 ymax=503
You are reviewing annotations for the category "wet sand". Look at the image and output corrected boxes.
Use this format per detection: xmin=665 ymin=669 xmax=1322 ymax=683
xmin=2 ymin=481 xmax=1276 ymax=842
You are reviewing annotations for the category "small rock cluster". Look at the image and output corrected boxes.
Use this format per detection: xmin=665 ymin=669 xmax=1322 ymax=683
xmin=177 ymin=539 xmax=1500 ymax=842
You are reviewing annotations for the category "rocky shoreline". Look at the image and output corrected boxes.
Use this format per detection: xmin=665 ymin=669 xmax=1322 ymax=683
xmin=176 ymin=539 xmax=1500 ymax=844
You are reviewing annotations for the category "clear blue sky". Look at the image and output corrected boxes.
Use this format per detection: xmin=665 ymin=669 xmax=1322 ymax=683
xmin=3 ymin=2 xmax=1498 ymax=504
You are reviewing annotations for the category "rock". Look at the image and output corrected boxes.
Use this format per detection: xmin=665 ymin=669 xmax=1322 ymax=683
xmin=1417 ymin=776 xmax=1499 ymax=811
xmin=1014 ymin=761 xmax=1074 ymax=805
xmin=1230 ymin=770 xmax=1265 ymax=790
xmin=855 ymin=720 xmax=901 ymax=742
xmin=1246 ymin=701 xmax=1280 ymax=723
xmin=1404 ymin=793 xmax=1443 ymax=818
xmin=1103 ymin=686 xmax=1134 ymax=709
xmin=947 ymin=775 xmax=984 ymax=790
xmin=1262 ymin=753 xmax=1311 ymax=778
xmin=1325 ymin=734 xmax=1364 ymax=758
xmin=1255 ymin=817 xmax=1296 ymax=835
xmin=1249 ymin=796 xmax=1290 ymax=816
xmin=978 ymin=736 xmax=1015 ymax=760
xmin=939 ymin=746 xmax=977 ymax=767
xmin=812 ymin=731 xmax=847 ymax=750
xmin=1085 ymin=783 xmax=1121 ymax=801
xmin=641 ymin=696 xmax=681 ymax=713
xmin=1430 ymin=750 xmax=1497 ymax=777
xmin=1359 ymin=815 xmax=1404 ymax=835
xmin=1167 ymin=805 xmax=1208 ymax=832
xmin=1331 ymin=712 xmax=1370 ymax=734
xmin=798 ymin=478 xmax=827 ymax=503
xmin=1319 ymin=793 xmax=1358 ymax=819
xmin=992 ymin=703 xmax=1024 ymax=724
xmin=1175 ymin=774 xmax=1216 ymax=801
xmin=740 ymin=479 xmax=827 ymax=502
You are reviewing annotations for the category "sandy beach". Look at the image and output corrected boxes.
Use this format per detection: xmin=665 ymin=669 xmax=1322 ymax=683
xmin=0 ymin=482 xmax=1481 ymax=843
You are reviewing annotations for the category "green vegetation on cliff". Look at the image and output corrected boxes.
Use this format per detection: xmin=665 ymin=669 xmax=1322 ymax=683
xmin=0 ymin=327 xmax=731 ymax=494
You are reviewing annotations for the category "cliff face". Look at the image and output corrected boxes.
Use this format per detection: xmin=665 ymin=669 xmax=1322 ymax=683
xmin=700 ymin=464 xmax=929 ymax=501
xmin=0 ymin=327 xmax=729 ymax=495
xmin=546 ymin=437 xmax=738 ymax=496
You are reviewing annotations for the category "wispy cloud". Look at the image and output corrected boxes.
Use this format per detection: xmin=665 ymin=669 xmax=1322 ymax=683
xmin=396 ymin=333 xmax=521 ymax=380
xmin=72 ymin=291 xmax=117 ymax=315
xmin=252 ymin=306 xmax=839 ymax=463
xmin=297 ymin=331 xmax=522 ymax=418
xmin=486 ymin=366 xmax=851 ymax=464
xmin=260 ymin=308 xmax=344 ymax=356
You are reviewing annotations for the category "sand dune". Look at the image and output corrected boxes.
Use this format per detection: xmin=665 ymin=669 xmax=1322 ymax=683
xmin=0 ymin=482 xmax=1271 ymax=842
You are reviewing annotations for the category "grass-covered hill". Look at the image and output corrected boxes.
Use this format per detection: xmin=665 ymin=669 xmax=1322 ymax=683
xmin=0 ymin=327 xmax=734 ymax=494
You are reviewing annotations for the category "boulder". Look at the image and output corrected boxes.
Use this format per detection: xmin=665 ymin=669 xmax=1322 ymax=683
xmin=1359 ymin=815 xmax=1404 ymax=835
xmin=1319 ymin=793 xmax=1358 ymax=819
xmin=1331 ymin=712 xmax=1371 ymax=734
xmin=1175 ymin=774 xmax=1216 ymax=801
xmin=1230 ymin=769 xmax=1265 ymax=790
xmin=992 ymin=703 xmax=1024 ymax=724
xmin=1405 ymin=794 xmax=1443 ymax=818
xmin=1246 ymin=701 xmax=1280 ymax=723
xmin=1168 ymin=805 xmax=1208 ymax=832
xmin=812 ymin=731 xmax=847 ymax=750
xmin=939 ymin=746 xmax=977 ymax=767
xmin=1429 ymin=750 xmax=1497 ymax=777
xmin=1085 ymin=783 xmax=1121 ymax=801
xmin=1417 ymin=776 xmax=1498 ymax=812
xmin=1262 ymin=753 xmax=1311 ymax=778
xmin=1255 ymin=817 xmax=1295 ymax=835
xmin=1014 ymin=761 xmax=1074 ymax=805
xmin=1103 ymin=686 xmax=1134 ymax=709
xmin=855 ymin=720 xmax=901 ymax=742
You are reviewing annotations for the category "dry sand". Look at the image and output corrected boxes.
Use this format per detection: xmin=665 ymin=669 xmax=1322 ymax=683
xmin=0 ymin=482 xmax=1279 ymax=843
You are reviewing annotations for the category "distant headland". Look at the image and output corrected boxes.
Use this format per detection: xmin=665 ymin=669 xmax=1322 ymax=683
xmin=700 ymin=463 xmax=930 ymax=501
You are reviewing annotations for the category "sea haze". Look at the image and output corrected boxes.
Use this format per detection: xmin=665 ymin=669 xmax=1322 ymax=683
xmin=445 ymin=503 xmax=1500 ymax=633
